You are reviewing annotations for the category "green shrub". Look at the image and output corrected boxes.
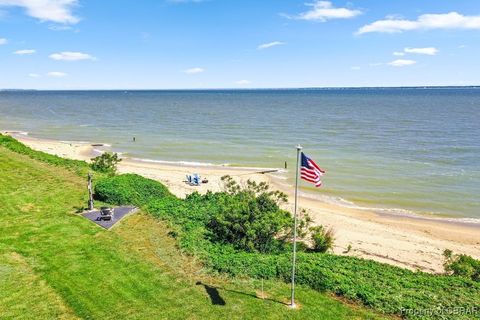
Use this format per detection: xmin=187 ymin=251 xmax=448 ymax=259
xmin=205 ymin=176 xmax=316 ymax=253
xmin=444 ymin=250 xmax=480 ymax=281
xmin=94 ymin=173 xmax=172 ymax=206
xmin=206 ymin=180 xmax=292 ymax=253
xmin=310 ymin=225 xmax=334 ymax=253
xmin=91 ymin=152 xmax=121 ymax=175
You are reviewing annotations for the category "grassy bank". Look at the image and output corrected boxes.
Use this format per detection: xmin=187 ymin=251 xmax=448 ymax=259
xmin=95 ymin=170 xmax=480 ymax=319
xmin=0 ymin=136 xmax=386 ymax=319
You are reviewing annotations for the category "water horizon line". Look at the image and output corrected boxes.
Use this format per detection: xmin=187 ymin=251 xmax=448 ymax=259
xmin=2 ymin=85 xmax=480 ymax=92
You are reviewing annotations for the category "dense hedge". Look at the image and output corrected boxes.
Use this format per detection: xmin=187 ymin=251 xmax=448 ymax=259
xmin=0 ymin=134 xmax=88 ymax=171
xmin=96 ymin=173 xmax=480 ymax=319
xmin=94 ymin=173 xmax=173 ymax=206
xmin=207 ymin=249 xmax=480 ymax=315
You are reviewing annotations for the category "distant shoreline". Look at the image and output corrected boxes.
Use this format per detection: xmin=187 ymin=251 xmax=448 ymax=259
xmin=2 ymin=85 xmax=480 ymax=92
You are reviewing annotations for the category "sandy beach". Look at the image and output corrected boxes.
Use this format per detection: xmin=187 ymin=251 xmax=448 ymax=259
xmin=5 ymin=131 xmax=480 ymax=273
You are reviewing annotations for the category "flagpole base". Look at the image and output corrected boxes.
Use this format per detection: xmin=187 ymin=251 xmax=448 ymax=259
xmin=288 ymin=302 xmax=297 ymax=309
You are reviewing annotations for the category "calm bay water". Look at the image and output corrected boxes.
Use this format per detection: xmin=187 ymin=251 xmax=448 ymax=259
xmin=1 ymin=88 xmax=479 ymax=219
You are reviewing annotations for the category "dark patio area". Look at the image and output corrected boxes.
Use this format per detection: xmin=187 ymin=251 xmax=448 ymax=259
xmin=82 ymin=206 xmax=138 ymax=229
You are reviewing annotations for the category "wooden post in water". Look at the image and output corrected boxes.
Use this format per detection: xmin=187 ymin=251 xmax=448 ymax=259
xmin=87 ymin=173 xmax=94 ymax=210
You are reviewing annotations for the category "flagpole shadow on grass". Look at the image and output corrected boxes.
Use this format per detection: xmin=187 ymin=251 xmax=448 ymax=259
xmin=196 ymin=281 xmax=226 ymax=305
xmin=195 ymin=281 xmax=288 ymax=306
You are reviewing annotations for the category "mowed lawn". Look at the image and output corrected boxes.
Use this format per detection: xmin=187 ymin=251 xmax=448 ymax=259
xmin=0 ymin=147 xmax=388 ymax=319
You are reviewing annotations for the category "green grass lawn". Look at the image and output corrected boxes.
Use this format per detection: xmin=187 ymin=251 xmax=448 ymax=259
xmin=0 ymin=146 xmax=389 ymax=319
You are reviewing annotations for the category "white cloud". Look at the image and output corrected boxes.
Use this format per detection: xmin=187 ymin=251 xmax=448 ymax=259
xmin=404 ymin=47 xmax=438 ymax=55
xmin=0 ymin=0 xmax=79 ymax=24
xmin=287 ymin=1 xmax=362 ymax=22
xmin=183 ymin=67 xmax=205 ymax=74
xmin=236 ymin=80 xmax=251 ymax=85
xmin=388 ymin=59 xmax=416 ymax=67
xmin=0 ymin=38 xmax=6 ymax=45
xmin=49 ymin=51 xmax=96 ymax=61
xmin=28 ymin=73 xmax=40 ymax=77
xmin=357 ymin=12 xmax=480 ymax=34
xmin=350 ymin=66 xmax=361 ymax=70
xmin=47 ymin=71 xmax=67 ymax=77
xmin=257 ymin=41 xmax=285 ymax=50
xmin=14 ymin=49 xmax=36 ymax=55
xmin=393 ymin=51 xmax=405 ymax=56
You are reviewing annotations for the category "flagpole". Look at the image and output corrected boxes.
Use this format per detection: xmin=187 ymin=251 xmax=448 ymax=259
xmin=290 ymin=144 xmax=302 ymax=308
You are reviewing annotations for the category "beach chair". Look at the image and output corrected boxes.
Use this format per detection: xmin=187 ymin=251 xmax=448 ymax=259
xmin=193 ymin=173 xmax=201 ymax=186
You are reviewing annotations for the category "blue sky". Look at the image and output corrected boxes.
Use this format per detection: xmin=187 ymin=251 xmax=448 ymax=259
xmin=0 ymin=0 xmax=479 ymax=89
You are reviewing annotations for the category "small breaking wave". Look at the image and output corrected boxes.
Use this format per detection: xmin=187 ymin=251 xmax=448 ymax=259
xmin=131 ymin=157 xmax=231 ymax=167
xmin=129 ymin=157 xmax=286 ymax=173
xmin=268 ymin=172 xmax=480 ymax=226
xmin=2 ymin=130 xmax=29 ymax=136
xmin=296 ymin=189 xmax=480 ymax=226
xmin=60 ymin=140 xmax=91 ymax=144
xmin=90 ymin=143 xmax=112 ymax=147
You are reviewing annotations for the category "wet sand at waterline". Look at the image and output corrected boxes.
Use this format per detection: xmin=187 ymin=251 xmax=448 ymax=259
xmin=6 ymin=131 xmax=480 ymax=274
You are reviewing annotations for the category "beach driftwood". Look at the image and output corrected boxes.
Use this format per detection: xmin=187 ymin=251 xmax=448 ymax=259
xmin=256 ymin=169 xmax=279 ymax=174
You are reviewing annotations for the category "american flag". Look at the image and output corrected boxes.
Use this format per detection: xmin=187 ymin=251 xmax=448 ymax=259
xmin=300 ymin=152 xmax=325 ymax=187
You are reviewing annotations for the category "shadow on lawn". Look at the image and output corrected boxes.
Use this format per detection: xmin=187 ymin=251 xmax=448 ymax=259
xmin=196 ymin=281 xmax=287 ymax=306
xmin=196 ymin=281 xmax=226 ymax=305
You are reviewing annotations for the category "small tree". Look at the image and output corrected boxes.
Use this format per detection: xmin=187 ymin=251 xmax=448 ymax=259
xmin=207 ymin=176 xmax=290 ymax=253
xmin=91 ymin=152 xmax=121 ymax=175
xmin=444 ymin=249 xmax=480 ymax=281
xmin=310 ymin=225 xmax=334 ymax=253
xmin=206 ymin=176 xmax=312 ymax=253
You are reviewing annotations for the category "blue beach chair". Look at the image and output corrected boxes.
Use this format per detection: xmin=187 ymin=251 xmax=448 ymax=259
xmin=185 ymin=173 xmax=202 ymax=186
xmin=193 ymin=173 xmax=201 ymax=186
